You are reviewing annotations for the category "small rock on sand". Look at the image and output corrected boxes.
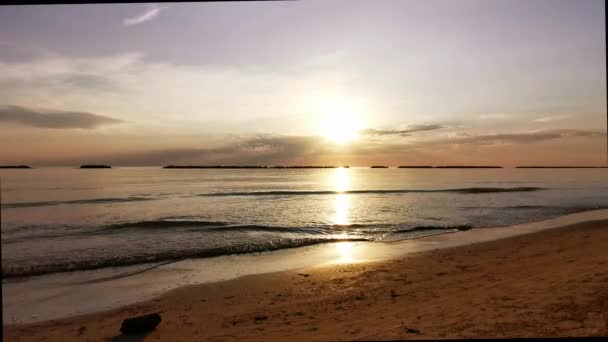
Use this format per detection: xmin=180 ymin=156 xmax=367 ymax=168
xmin=254 ymin=315 xmax=268 ymax=322
xmin=402 ymin=326 xmax=421 ymax=334
xmin=120 ymin=313 xmax=161 ymax=335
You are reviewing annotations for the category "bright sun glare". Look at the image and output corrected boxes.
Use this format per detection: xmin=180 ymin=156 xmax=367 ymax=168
xmin=315 ymin=96 xmax=365 ymax=143
xmin=319 ymin=114 xmax=362 ymax=143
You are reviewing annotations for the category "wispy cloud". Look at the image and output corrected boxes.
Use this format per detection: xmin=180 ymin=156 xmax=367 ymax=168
xmin=533 ymin=115 xmax=570 ymax=123
xmin=479 ymin=113 xmax=510 ymax=120
xmin=436 ymin=129 xmax=604 ymax=145
xmin=123 ymin=4 xmax=168 ymax=27
xmin=362 ymin=124 xmax=444 ymax=137
xmin=81 ymin=135 xmax=328 ymax=166
xmin=0 ymin=105 xmax=123 ymax=129
xmin=0 ymin=52 xmax=356 ymax=134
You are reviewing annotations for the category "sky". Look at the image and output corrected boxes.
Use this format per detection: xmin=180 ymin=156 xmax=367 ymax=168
xmin=0 ymin=0 xmax=606 ymax=166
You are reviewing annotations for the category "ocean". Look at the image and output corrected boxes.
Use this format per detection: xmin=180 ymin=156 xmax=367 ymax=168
xmin=2 ymin=167 xmax=608 ymax=279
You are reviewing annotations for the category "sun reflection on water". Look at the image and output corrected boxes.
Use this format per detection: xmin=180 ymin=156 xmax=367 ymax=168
xmin=335 ymin=241 xmax=355 ymax=263
xmin=334 ymin=194 xmax=350 ymax=226
xmin=331 ymin=167 xmax=356 ymax=262
xmin=332 ymin=168 xmax=356 ymax=263
xmin=332 ymin=167 xmax=350 ymax=193
xmin=332 ymin=168 xmax=351 ymax=226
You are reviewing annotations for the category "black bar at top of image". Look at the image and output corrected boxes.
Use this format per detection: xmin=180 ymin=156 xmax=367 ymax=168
xmin=0 ymin=0 xmax=292 ymax=6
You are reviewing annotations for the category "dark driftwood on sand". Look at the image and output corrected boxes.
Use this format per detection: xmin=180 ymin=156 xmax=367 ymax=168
xmin=370 ymin=166 xmax=389 ymax=168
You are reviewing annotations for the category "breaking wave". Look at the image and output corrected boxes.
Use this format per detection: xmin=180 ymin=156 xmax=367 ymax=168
xmin=1 ymin=237 xmax=370 ymax=278
xmin=201 ymin=187 xmax=545 ymax=197
xmin=2 ymin=196 xmax=153 ymax=209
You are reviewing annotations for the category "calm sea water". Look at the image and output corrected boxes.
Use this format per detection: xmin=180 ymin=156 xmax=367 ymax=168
xmin=1 ymin=167 xmax=607 ymax=278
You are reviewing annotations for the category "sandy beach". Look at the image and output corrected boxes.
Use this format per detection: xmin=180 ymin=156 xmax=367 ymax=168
xmin=4 ymin=215 xmax=608 ymax=341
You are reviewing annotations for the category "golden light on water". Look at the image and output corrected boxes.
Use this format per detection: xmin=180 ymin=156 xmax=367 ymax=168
xmin=332 ymin=167 xmax=351 ymax=225
xmin=334 ymin=194 xmax=350 ymax=226
xmin=330 ymin=167 xmax=356 ymax=263
xmin=332 ymin=167 xmax=350 ymax=193
xmin=335 ymin=241 xmax=355 ymax=263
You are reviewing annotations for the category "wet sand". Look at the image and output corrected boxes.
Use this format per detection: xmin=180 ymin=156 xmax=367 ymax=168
xmin=4 ymin=218 xmax=608 ymax=341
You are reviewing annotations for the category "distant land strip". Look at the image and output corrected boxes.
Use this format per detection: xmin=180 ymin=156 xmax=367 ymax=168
xmin=163 ymin=165 xmax=339 ymax=169
xmin=516 ymin=166 xmax=608 ymax=168
xmin=162 ymin=165 xmax=507 ymax=169
xmin=80 ymin=165 xmax=112 ymax=169
xmin=2 ymin=165 xmax=605 ymax=170
xmin=434 ymin=166 xmax=503 ymax=168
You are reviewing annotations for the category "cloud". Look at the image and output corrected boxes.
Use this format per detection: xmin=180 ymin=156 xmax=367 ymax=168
xmin=123 ymin=4 xmax=168 ymax=27
xmin=87 ymin=129 xmax=606 ymax=166
xmin=102 ymin=128 xmax=603 ymax=165
xmin=6 ymin=126 xmax=606 ymax=166
xmin=100 ymin=135 xmax=328 ymax=166
xmin=438 ymin=129 xmax=605 ymax=145
xmin=88 ymin=134 xmax=428 ymax=166
xmin=0 ymin=51 xmax=358 ymax=134
xmin=533 ymin=115 xmax=570 ymax=123
xmin=479 ymin=113 xmax=510 ymax=119
xmin=0 ymin=72 xmax=120 ymax=93
xmin=0 ymin=105 xmax=123 ymax=129
xmin=362 ymin=124 xmax=444 ymax=137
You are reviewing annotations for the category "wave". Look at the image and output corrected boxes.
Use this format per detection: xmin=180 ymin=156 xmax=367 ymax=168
xmin=201 ymin=187 xmax=545 ymax=197
xmin=3 ymin=220 xmax=236 ymax=242
xmin=1 ymin=237 xmax=370 ymax=278
xmin=101 ymin=220 xmax=230 ymax=231
xmin=1 ymin=196 xmax=154 ymax=209
xmin=394 ymin=224 xmax=473 ymax=233
xmin=98 ymin=220 xmax=365 ymax=235
xmin=1 ymin=187 xmax=546 ymax=209
xmin=2 ymin=221 xmax=338 ymax=243
xmin=1 ymin=218 xmax=470 ymax=253
xmin=96 ymin=220 xmax=474 ymax=235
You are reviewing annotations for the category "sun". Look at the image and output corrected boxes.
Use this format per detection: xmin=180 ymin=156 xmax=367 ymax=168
xmin=315 ymin=97 xmax=365 ymax=143
xmin=319 ymin=114 xmax=362 ymax=143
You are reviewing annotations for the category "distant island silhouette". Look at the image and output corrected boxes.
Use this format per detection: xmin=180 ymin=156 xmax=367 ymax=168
xmin=0 ymin=164 xmax=597 ymax=170
xmin=516 ymin=166 xmax=608 ymax=168
xmin=269 ymin=166 xmax=337 ymax=169
xmin=0 ymin=165 xmax=32 ymax=169
xmin=435 ymin=166 xmax=503 ymax=168
xmin=163 ymin=165 xmax=339 ymax=169
xmin=164 ymin=165 xmax=267 ymax=169
xmin=80 ymin=165 xmax=112 ymax=169
xmin=162 ymin=165 xmax=578 ymax=169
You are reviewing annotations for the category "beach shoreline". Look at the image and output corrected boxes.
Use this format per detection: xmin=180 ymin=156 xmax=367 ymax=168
xmin=4 ymin=209 xmax=608 ymax=326
xmin=4 ymin=210 xmax=608 ymax=340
